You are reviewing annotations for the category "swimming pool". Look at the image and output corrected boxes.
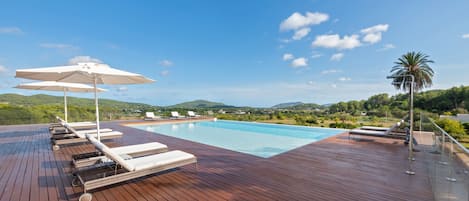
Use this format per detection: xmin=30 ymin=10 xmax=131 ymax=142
xmin=130 ymin=120 xmax=345 ymax=158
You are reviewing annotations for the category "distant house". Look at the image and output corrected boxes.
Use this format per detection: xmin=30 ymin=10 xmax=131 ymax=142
xmin=218 ymin=109 xmax=226 ymax=114
xmin=234 ymin=110 xmax=246 ymax=115
xmin=456 ymin=114 xmax=469 ymax=123
xmin=440 ymin=114 xmax=469 ymax=123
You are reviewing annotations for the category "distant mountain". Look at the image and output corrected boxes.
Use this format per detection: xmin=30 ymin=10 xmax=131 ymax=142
xmin=271 ymin=102 xmax=304 ymax=109
xmin=168 ymin=100 xmax=234 ymax=109
xmin=288 ymin=103 xmax=323 ymax=110
xmin=271 ymin=102 xmax=326 ymax=110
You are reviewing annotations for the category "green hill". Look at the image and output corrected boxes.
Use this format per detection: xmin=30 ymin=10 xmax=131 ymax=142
xmin=0 ymin=93 xmax=156 ymax=109
xmin=0 ymin=93 xmax=159 ymax=125
xmin=168 ymin=99 xmax=234 ymax=109
xmin=271 ymin=102 xmax=324 ymax=110
xmin=271 ymin=102 xmax=303 ymax=109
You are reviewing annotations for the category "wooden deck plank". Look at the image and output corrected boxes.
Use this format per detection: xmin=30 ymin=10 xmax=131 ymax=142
xmin=0 ymin=120 xmax=436 ymax=201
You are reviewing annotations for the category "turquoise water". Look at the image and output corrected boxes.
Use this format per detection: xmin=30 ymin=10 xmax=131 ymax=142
xmin=130 ymin=120 xmax=344 ymax=158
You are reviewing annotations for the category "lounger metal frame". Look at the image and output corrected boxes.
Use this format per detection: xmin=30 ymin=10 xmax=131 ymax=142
xmin=74 ymin=157 xmax=197 ymax=193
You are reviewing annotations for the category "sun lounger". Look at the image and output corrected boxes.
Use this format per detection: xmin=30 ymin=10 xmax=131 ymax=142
xmin=144 ymin=112 xmax=161 ymax=120
xmin=349 ymin=122 xmax=405 ymax=139
xmin=360 ymin=126 xmax=390 ymax=131
xmin=51 ymin=127 xmax=122 ymax=151
xmin=51 ymin=128 xmax=113 ymax=139
xmin=187 ymin=111 xmax=201 ymax=118
xmin=73 ymin=134 xmax=197 ymax=201
xmin=50 ymin=116 xmax=97 ymax=133
xmin=171 ymin=111 xmax=186 ymax=119
xmin=72 ymin=141 xmax=168 ymax=169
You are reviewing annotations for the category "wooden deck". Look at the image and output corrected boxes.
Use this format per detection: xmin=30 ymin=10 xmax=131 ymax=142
xmin=0 ymin=120 xmax=435 ymax=201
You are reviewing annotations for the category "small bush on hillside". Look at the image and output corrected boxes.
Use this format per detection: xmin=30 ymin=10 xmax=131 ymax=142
xmin=435 ymin=118 xmax=467 ymax=140
xmin=329 ymin=122 xmax=357 ymax=129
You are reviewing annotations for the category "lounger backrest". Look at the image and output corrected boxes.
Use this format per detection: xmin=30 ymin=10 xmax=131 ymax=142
xmin=86 ymin=134 xmax=135 ymax=171
xmin=171 ymin=111 xmax=179 ymax=117
xmin=384 ymin=122 xmax=400 ymax=135
xmin=187 ymin=111 xmax=195 ymax=116
xmin=146 ymin=112 xmax=155 ymax=118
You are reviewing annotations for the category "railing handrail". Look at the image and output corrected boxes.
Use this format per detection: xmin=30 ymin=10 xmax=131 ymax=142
xmin=428 ymin=118 xmax=469 ymax=154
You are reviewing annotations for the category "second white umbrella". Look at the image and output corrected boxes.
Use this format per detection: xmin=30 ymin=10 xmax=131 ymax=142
xmin=16 ymin=62 xmax=155 ymax=141
xmin=15 ymin=81 xmax=106 ymax=122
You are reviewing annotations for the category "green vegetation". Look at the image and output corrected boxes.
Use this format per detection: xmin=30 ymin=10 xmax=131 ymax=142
xmin=435 ymin=118 xmax=469 ymax=148
xmin=168 ymin=100 xmax=231 ymax=109
xmin=435 ymin=118 xmax=467 ymax=140
xmin=271 ymin=102 xmax=304 ymax=109
xmin=0 ymin=94 xmax=159 ymax=125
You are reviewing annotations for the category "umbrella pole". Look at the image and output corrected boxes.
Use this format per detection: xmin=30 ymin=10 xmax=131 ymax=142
xmin=94 ymin=76 xmax=101 ymax=141
xmin=64 ymin=89 xmax=68 ymax=122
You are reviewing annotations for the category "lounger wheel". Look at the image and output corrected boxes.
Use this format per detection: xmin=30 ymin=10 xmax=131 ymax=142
xmin=71 ymin=177 xmax=81 ymax=187
xmin=52 ymin=145 xmax=60 ymax=151
xmin=79 ymin=193 xmax=92 ymax=201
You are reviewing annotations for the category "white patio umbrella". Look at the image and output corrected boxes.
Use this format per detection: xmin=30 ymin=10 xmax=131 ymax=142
xmin=16 ymin=62 xmax=155 ymax=140
xmin=14 ymin=81 xmax=107 ymax=122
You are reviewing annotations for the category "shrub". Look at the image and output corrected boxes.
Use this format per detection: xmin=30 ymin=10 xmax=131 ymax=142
xmin=435 ymin=118 xmax=467 ymax=140
xmin=329 ymin=122 xmax=357 ymax=129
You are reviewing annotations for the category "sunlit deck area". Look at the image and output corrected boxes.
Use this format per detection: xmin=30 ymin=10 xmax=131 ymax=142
xmin=0 ymin=120 xmax=438 ymax=201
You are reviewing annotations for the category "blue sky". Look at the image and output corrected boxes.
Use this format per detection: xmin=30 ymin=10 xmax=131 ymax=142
xmin=0 ymin=0 xmax=468 ymax=107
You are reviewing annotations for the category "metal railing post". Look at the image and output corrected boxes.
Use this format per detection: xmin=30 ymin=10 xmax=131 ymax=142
xmin=446 ymin=140 xmax=456 ymax=182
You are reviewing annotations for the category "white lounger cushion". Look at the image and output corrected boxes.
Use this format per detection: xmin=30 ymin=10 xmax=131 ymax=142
xmin=111 ymin=142 xmax=168 ymax=155
xmin=87 ymin=134 xmax=192 ymax=172
xmin=125 ymin=150 xmax=196 ymax=171
xmin=360 ymin=126 xmax=389 ymax=131
xmin=350 ymin=129 xmax=387 ymax=136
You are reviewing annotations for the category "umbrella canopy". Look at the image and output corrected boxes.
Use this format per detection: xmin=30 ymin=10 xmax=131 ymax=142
xmin=15 ymin=62 xmax=155 ymax=141
xmin=15 ymin=81 xmax=106 ymax=92
xmin=16 ymin=62 xmax=154 ymax=85
xmin=14 ymin=81 xmax=106 ymax=122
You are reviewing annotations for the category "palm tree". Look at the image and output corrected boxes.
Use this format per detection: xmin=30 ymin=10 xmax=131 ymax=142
xmin=389 ymin=51 xmax=434 ymax=161
xmin=390 ymin=51 xmax=434 ymax=92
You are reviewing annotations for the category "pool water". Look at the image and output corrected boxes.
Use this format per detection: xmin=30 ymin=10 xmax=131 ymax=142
xmin=130 ymin=120 xmax=344 ymax=158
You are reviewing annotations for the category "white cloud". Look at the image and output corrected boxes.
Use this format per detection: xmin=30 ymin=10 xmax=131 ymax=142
xmin=330 ymin=53 xmax=344 ymax=61
xmin=283 ymin=53 xmax=294 ymax=61
xmin=160 ymin=70 xmax=170 ymax=76
xmin=0 ymin=65 xmax=7 ymax=74
xmin=280 ymin=12 xmax=329 ymax=31
xmin=360 ymin=24 xmax=389 ymax=44
xmin=377 ymin=43 xmax=396 ymax=51
xmin=291 ymin=57 xmax=308 ymax=68
xmin=307 ymin=81 xmax=315 ymax=85
xmin=160 ymin=60 xmax=173 ymax=67
xmin=40 ymin=43 xmax=79 ymax=50
xmin=338 ymin=77 xmax=351 ymax=81
xmin=292 ymin=27 xmax=311 ymax=40
xmin=462 ymin=34 xmax=469 ymax=39
xmin=311 ymin=53 xmax=322 ymax=59
xmin=361 ymin=24 xmax=389 ymax=34
xmin=321 ymin=69 xmax=342 ymax=74
xmin=0 ymin=27 xmax=23 ymax=34
xmin=312 ymin=34 xmax=361 ymax=50
xmin=68 ymin=56 xmax=102 ymax=65
xmin=331 ymin=84 xmax=337 ymax=88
